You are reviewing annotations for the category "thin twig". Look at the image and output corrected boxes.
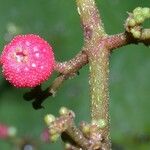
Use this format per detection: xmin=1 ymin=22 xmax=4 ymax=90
xmin=55 ymin=51 xmax=88 ymax=74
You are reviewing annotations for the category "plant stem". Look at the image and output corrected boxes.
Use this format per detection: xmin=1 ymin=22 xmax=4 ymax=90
xmin=88 ymin=45 xmax=109 ymax=122
xmin=76 ymin=0 xmax=111 ymax=149
xmin=66 ymin=122 xmax=90 ymax=149
xmin=88 ymin=42 xmax=111 ymax=149
xmin=76 ymin=0 xmax=106 ymax=42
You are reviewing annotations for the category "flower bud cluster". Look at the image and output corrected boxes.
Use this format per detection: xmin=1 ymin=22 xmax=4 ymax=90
xmin=125 ymin=7 xmax=150 ymax=39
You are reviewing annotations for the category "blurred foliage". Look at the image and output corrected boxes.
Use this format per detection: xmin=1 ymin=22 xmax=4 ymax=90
xmin=0 ymin=0 xmax=150 ymax=149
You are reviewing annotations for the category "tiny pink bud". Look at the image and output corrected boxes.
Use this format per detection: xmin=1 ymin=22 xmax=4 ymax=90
xmin=0 ymin=124 xmax=9 ymax=139
xmin=41 ymin=128 xmax=49 ymax=142
xmin=0 ymin=34 xmax=55 ymax=88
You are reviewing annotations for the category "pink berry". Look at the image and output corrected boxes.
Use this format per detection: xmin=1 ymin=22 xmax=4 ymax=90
xmin=0 ymin=34 xmax=55 ymax=88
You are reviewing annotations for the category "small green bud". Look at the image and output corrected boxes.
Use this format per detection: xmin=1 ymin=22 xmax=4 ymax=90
xmin=142 ymin=7 xmax=150 ymax=18
xmin=128 ymin=18 xmax=136 ymax=27
xmin=44 ymin=114 xmax=55 ymax=125
xmin=65 ymin=143 xmax=72 ymax=149
xmin=91 ymin=119 xmax=107 ymax=128
xmin=91 ymin=120 xmax=98 ymax=125
xmin=92 ymin=119 xmax=107 ymax=128
xmin=49 ymin=128 xmax=57 ymax=135
xmin=141 ymin=29 xmax=150 ymax=40
xmin=59 ymin=107 xmax=68 ymax=115
xmin=50 ymin=133 xmax=60 ymax=142
xmin=131 ymin=29 xmax=141 ymax=39
xmin=134 ymin=14 xmax=145 ymax=24
xmin=98 ymin=119 xmax=107 ymax=128
xmin=8 ymin=127 xmax=17 ymax=137
xmin=82 ymin=124 xmax=90 ymax=134
xmin=134 ymin=31 xmax=141 ymax=39
xmin=133 ymin=7 xmax=143 ymax=16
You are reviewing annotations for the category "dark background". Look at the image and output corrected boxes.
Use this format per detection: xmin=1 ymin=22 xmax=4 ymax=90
xmin=0 ymin=0 xmax=150 ymax=149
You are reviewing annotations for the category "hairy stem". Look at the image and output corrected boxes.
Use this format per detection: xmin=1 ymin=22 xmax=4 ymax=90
xmin=76 ymin=0 xmax=111 ymax=149
xmin=89 ymin=46 xmax=109 ymax=123
xmin=76 ymin=0 xmax=106 ymax=42
xmin=88 ymin=42 xmax=111 ymax=149
xmin=55 ymin=51 xmax=88 ymax=74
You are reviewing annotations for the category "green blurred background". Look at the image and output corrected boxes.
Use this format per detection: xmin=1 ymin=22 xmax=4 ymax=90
xmin=0 ymin=0 xmax=150 ymax=149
